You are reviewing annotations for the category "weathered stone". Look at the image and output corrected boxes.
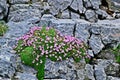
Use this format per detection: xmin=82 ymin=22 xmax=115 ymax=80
xmin=50 ymin=19 xmax=75 ymax=36
xmin=6 ymin=21 xmax=33 ymax=39
xmin=76 ymin=69 xmax=85 ymax=80
xmin=94 ymin=59 xmax=120 ymax=80
xmin=8 ymin=9 xmax=41 ymax=22
xmin=94 ymin=65 xmax=107 ymax=80
xmin=89 ymin=34 xmax=104 ymax=54
xmin=0 ymin=60 xmax=15 ymax=78
xmin=71 ymin=12 xmax=80 ymax=19
xmin=83 ymin=0 xmax=92 ymax=8
xmin=98 ymin=49 xmax=116 ymax=60
xmin=96 ymin=9 xmax=109 ymax=19
xmin=90 ymin=0 xmax=101 ymax=9
xmin=61 ymin=10 xmax=70 ymax=19
xmin=39 ymin=14 xmax=55 ymax=27
xmin=85 ymin=64 xmax=95 ymax=80
xmin=9 ymin=0 xmax=30 ymax=4
xmin=87 ymin=49 xmax=94 ymax=57
xmin=85 ymin=10 xmax=97 ymax=22
xmin=45 ymin=58 xmax=76 ymax=79
xmin=107 ymin=76 xmax=120 ymax=80
xmin=70 ymin=0 xmax=85 ymax=13
xmin=95 ymin=59 xmax=113 ymax=68
xmin=48 ymin=0 xmax=72 ymax=16
xmin=0 ymin=0 xmax=8 ymax=20
xmin=0 ymin=48 xmax=17 ymax=65
xmin=14 ymin=72 xmax=37 ymax=80
xmin=105 ymin=63 xmax=120 ymax=77
xmin=75 ymin=19 xmax=90 ymax=43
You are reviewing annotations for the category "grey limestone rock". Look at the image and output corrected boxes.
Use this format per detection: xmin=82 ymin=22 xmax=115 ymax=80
xmin=85 ymin=10 xmax=97 ymax=22
xmin=61 ymin=10 xmax=70 ymax=19
xmin=107 ymin=76 xmax=120 ymax=80
xmin=71 ymin=12 xmax=80 ymax=19
xmin=89 ymin=34 xmax=104 ymax=54
xmin=90 ymin=0 xmax=101 ymax=9
xmin=75 ymin=19 xmax=91 ymax=44
xmin=9 ymin=0 xmax=30 ymax=4
xmin=96 ymin=9 xmax=109 ymax=19
xmin=14 ymin=72 xmax=37 ymax=80
xmin=8 ymin=9 xmax=41 ymax=22
xmin=50 ymin=19 xmax=75 ymax=36
xmin=94 ymin=65 xmax=107 ymax=80
xmin=39 ymin=14 xmax=55 ymax=27
xmin=85 ymin=64 xmax=95 ymax=80
xmin=70 ymin=0 xmax=85 ymax=13
xmin=0 ymin=0 xmax=8 ymax=20
xmin=0 ymin=60 xmax=15 ymax=78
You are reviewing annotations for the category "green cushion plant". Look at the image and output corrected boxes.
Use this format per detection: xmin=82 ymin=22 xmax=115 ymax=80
xmin=14 ymin=26 xmax=90 ymax=80
xmin=0 ymin=21 xmax=8 ymax=36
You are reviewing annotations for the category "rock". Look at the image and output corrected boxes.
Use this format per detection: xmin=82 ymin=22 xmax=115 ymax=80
xmin=75 ymin=19 xmax=90 ymax=44
xmin=48 ymin=0 xmax=72 ymax=16
xmin=89 ymin=34 xmax=104 ymax=54
xmin=105 ymin=63 xmax=120 ymax=77
xmin=50 ymin=19 xmax=75 ymax=36
xmin=85 ymin=10 xmax=97 ymax=22
xmin=94 ymin=65 xmax=107 ymax=80
xmin=90 ymin=0 xmax=101 ymax=9
xmin=96 ymin=9 xmax=109 ymax=19
xmin=87 ymin=50 xmax=94 ymax=57
xmin=6 ymin=21 xmax=33 ymax=39
xmin=48 ymin=0 xmax=72 ymax=11
xmin=107 ymin=76 xmax=120 ymax=80
xmin=0 ymin=60 xmax=15 ymax=78
xmin=61 ymin=10 xmax=70 ymax=19
xmin=8 ymin=3 xmax=42 ymax=22
xmin=84 ymin=0 xmax=92 ymax=8
xmin=45 ymin=58 xmax=96 ymax=80
xmin=98 ymin=49 xmax=116 ymax=60
xmin=0 ymin=38 xmax=7 ymax=47
xmin=85 ymin=64 xmax=95 ymax=80
xmin=0 ymin=0 xmax=8 ymax=20
xmin=76 ymin=69 xmax=85 ymax=80
xmin=0 ymin=47 xmax=17 ymax=64
xmin=115 ymin=12 xmax=120 ymax=19
xmin=9 ymin=0 xmax=30 ymax=4
xmin=93 ymin=59 xmax=120 ymax=80
xmin=38 ymin=14 xmax=56 ymax=27
xmin=70 ymin=12 xmax=80 ymax=19
xmin=45 ymin=59 xmax=75 ymax=79
xmin=8 ymin=9 xmax=41 ymax=22
xmin=14 ymin=72 xmax=37 ymax=80
xmin=96 ymin=20 xmax=120 ymax=47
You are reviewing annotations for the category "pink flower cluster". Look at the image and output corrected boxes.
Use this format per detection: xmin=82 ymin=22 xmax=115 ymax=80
xmin=15 ymin=26 xmax=90 ymax=65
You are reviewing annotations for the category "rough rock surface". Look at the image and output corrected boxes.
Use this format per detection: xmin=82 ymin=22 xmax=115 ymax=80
xmin=0 ymin=0 xmax=8 ymax=20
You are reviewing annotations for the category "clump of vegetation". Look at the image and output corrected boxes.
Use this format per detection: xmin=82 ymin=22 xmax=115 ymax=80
xmin=0 ymin=21 xmax=8 ymax=36
xmin=14 ymin=26 xmax=90 ymax=80
xmin=112 ymin=45 xmax=120 ymax=63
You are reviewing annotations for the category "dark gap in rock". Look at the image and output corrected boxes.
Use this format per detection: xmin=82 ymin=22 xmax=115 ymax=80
xmin=87 ymin=27 xmax=92 ymax=49
xmin=73 ymin=23 xmax=76 ymax=37
xmin=67 ymin=6 xmax=79 ymax=14
xmin=3 ymin=0 xmax=11 ymax=23
xmin=93 ymin=65 xmax=97 ymax=80
xmin=98 ymin=15 xmax=106 ymax=20
xmin=101 ymin=0 xmax=109 ymax=8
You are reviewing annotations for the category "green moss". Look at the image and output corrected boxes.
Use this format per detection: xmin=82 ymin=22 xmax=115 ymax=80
xmin=112 ymin=45 xmax=120 ymax=63
xmin=0 ymin=21 xmax=8 ymax=36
